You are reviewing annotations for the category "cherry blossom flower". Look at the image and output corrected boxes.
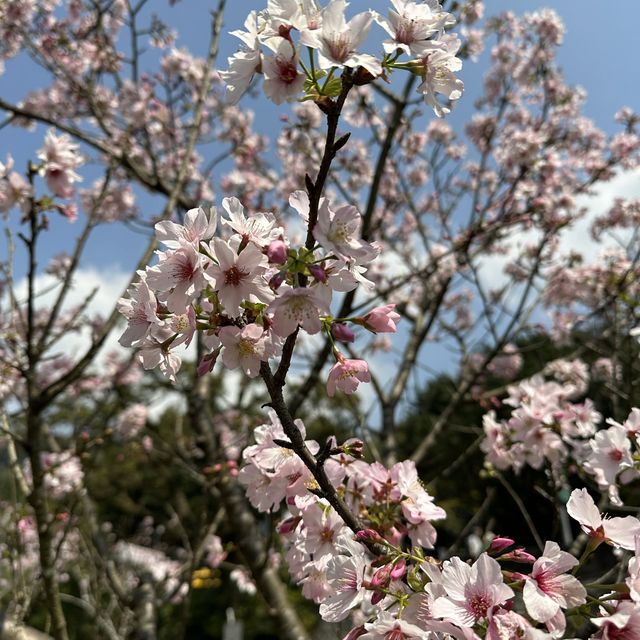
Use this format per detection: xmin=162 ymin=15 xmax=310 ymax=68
xmin=566 ymin=488 xmax=640 ymax=550
xmin=431 ymin=553 xmax=514 ymax=627
xmin=154 ymin=206 xmax=217 ymax=249
xmin=318 ymin=548 xmax=369 ymax=622
xmin=269 ymin=286 xmax=329 ymax=336
xmin=522 ymin=541 xmax=586 ymax=625
xmin=591 ymin=601 xmax=640 ymax=640
xmin=145 ymin=243 xmax=206 ymax=313
xmin=326 ymin=354 xmax=371 ymax=397
xmin=136 ymin=326 xmax=183 ymax=382
xmin=205 ymin=237 xmax=273 ymax=317
xmin=360 ymin=612 xmax=426 ymax=639
xmin=375 ymin=0 xmax=454 ymax=57
xmin=219 ymin=323 xmax=270 ymax=377
xmin=220 ymin=11 xmax=262 ymax=104
xmin=37 ymin=129 xmax=83 ymax=198
xmin=221 ymin=196 xmax=281 ymax=246
xmin=415 ymin=34 xmax=464 ymax=117
xmin=262 ymin=39 xmax=306 ymax=104
xmin=300 ymin=0 xmax=381 ymax=77
xmin=117 ymin=276 xmax=163 ymax=347
xmin=584 ymin=425 xmax=635 ymax=506
xmin=313 ymin=199 xmax=376 ymax=261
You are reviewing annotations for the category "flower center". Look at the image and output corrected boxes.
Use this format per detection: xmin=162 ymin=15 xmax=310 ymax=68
xmin=608 ymin=448 xmax=623 ymax=462
xmin=224 ymin=266 xmax=247 ymax=286
xmin=469 ymin=593 xmax=490 ymax=619
xmin=276 ymin=56 xmax=298 ymax=84
xmin=327 ymin=34 xmax=351 ymax=62
xmin=238 ymin=338 xmax=256 ymax=358
xmin=396 ymin=18 xmax=417 ymax=45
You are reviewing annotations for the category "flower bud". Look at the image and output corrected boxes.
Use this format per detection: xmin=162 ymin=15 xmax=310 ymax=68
xmin=277 ymin=516 xmax=301 ymax=535
xmin=342 ymin=626 xmax=366 ymax=640
xmin=370 ymin=563 xmax=392 ymax=588
xmin=267 ymin=239 xmax=288 ymax=264
xmin=308 ymin=264 xmax=328 ymax=283
xmin=269 ymin=272 xmax=285 ymax=290
xmin=390 ymin=558 xmax=406 ymax=580
xmin=488 ymin=535 xmax=515 ymax=555
xmin=498 ymin=548 xmax=536 ymax=563
xmin=332 ymin=322 xmax=355 ymax=343
xmin=342 ymin=438 xmax=364 ymax=458
xmin=355 ymin=529 xmax=383 ymax=544
xmin=362 ymin=304 xmax=400 ymax=333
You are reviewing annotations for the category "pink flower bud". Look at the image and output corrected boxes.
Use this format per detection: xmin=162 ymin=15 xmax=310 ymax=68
xmin=362 ymin=304 xmax=400 ymax=333
xmin=488 ymin=536 xmax=515 ymax=555
xmin=269 ymin=272 xmax=285 ymax=290
xmin=277 ymin=516 xmax=301 ymax=535
xmin=390 ymin=558 xmax=406 ymax=580
xmin=370 ymin=564 xmax=392 ymax=588
xmin=355 ymin=529 xmax=383 ymax=543
xmin=266 ymin=239 xmax=288 ymax=264
xmin=308 ymin=264 xmax=328 ymax=283
xmin=370 ymin=590 xmax=385 ymax=605
xmin=197 ymin=348 xmax=220 ymax=376
xmin=498 ymin=548 xmax=536 ymax=563
xmin=385 ymin=527 xmax=403 ymax=546
xmin=331 ymin=322 xmax=355 ymax=343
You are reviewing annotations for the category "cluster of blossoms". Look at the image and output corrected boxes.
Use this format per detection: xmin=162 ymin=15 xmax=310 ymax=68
xmin=482 ymin=360 xmax=640 ymax=506
xmin=22 ymin=452 xmax=84 ymax=499
xmin=0 ymin=129 xmax=83 ymax=222
xmin=221 ymin=0 xmax=464 ymax=116
xmin=118 ymin=194 xmax=398 ymax=394
xmin=239 ymin=409 xmax=640 ymax=638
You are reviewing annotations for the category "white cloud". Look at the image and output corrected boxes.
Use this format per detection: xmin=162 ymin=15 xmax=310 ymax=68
xmin=10 ymin=266 xmax=131 ymax=364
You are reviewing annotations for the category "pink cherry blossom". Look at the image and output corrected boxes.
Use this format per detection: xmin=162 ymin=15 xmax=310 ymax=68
xmin=205 ymin=237 xmax=273 ymax=317
xmin=326 ymin=355 xmax=371 ymax=397
xmin=219 ymin=323 xmax=270 ymax=378
xmin=36 ymin=128 xmax=83 ymax=198
xmin=522 ymin=541 xmax=586 ymax=624
xmin=431 ymin=553 xmax=514 ymax=627
xmin=262 ymin=39 xmax=306 ymax=104
xmin=269 ymin=287 xmax=329 ymax=337
xmin=154 ymin=206 xmax=217 ymax=249
xmin=415 ymin=35 xmax=464 ymax=117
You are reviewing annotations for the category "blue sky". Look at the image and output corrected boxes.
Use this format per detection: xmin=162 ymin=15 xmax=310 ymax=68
xmin=1 ymin=1 xmax=639 ymax=275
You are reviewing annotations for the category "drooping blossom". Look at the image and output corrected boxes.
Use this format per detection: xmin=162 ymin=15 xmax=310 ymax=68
xmin=415 ymin=34 xmax=464 ymax=117
xmin=326 ymin=354 xmax=371 ymax=397
xmin=262 ymin=39 xmax=306 ymax=104
xmin=220 ymin=11 xmax=262 ymax=104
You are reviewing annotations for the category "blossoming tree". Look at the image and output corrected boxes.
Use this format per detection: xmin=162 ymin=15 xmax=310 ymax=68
xmin=1 ymin=1 xmax=640 ymax=639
